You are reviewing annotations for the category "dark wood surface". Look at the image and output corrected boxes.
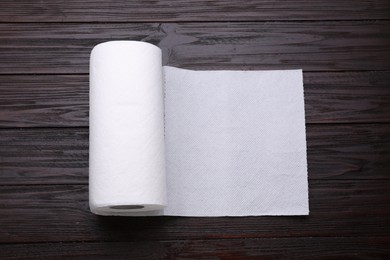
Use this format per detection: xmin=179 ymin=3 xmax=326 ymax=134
xmin=0 ymin=0 xmax=389 ymax=22
xmin=1 ymin=22 xmax=389 ymax=73
xmin=0 ymin=1 xmax=389 ymax=259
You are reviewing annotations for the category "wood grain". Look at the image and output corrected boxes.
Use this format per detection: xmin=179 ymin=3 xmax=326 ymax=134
xmin=0 ymin=124 xmax=388 ymax=185
xmin=1 ymin=237 xmax=389 ymax=259
xmin=304 ymin=71 xmax=390 ymax=123
xmin=0 ymin=0 xmax=389 ymax=22
xmin=0 ymin=0 xmax=389 ymax=256
xmin=0 ymin=75 xmax=89 ymax=127
xmin=0 ymin=22 xmax=389 ymax=74
xmin=0 ymin=180 xmax=389 ymax=243
xmin=0 ymin=72 xmax=388 ymax=128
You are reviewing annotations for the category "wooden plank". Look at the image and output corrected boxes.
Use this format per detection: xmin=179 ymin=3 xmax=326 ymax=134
xmin=0 ymin=75 xmax=89 ymax=127
xmin=0 ymin=0 xmax=389 ymax=22
xmin=307 ymin=124 xmax=390 ymax=180
xmin=304 ymin=71 xmax=390 ymax=123
xmin=0 ymin=124 xmax=388 ymax=185
xmin=0 ymin=72 xmax=388 ymax=128
xmin=1 ymin=237 xmax=389 ymax=259
xmin=0 ymin=180 xmax=389 ymax=243
xmin=0 ymin=128 xmax=88 ymax=185
xmin=0 ymin=22 xmax=389 ymax=74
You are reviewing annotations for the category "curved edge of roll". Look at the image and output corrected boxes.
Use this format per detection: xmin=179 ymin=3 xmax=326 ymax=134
xmin=91 ymin=40 xmax=161 ymax=56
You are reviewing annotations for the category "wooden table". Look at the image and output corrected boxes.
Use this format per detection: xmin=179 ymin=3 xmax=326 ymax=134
xmin=0 ymin=1 xmax=389 ymax=258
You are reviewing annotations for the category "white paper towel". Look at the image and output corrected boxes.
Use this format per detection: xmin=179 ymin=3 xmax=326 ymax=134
xmin=89 ymin=41 xmax=167 ymax=215
xmin=89 ymin=41 xmax=309 ymax=216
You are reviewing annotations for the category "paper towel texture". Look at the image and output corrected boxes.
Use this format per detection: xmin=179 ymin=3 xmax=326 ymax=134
xmin=89 ymin=41 xmax=309 ymax=216
xmin=163 ymin=67 xmax=308 ymax=216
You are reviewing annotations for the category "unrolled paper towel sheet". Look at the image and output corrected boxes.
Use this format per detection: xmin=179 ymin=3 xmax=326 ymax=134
xmin=89 ymin=41 xmax=309 ymax=216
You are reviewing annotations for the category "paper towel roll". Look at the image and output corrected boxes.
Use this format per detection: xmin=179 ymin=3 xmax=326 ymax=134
xmin=89 ymin=41 xmax=167 ymax=215
xmin=89 ymin=41 xmax=309 ymax=217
